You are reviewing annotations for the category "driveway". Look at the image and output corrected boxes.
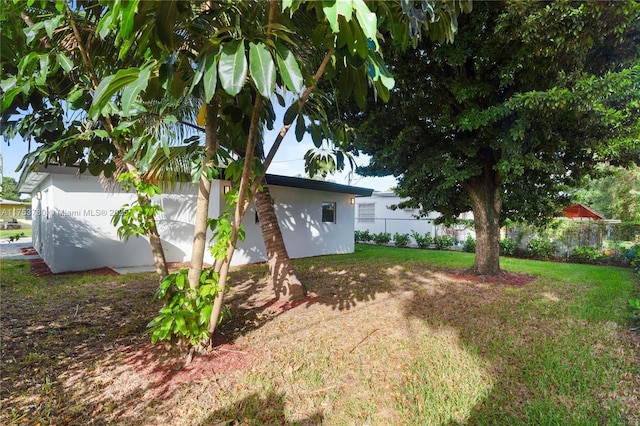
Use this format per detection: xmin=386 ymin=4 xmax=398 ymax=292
xmin=0 ymin=238 xmax=41 ymax=260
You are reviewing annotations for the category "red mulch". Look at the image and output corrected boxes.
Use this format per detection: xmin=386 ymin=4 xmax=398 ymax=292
xmin=120 ymin=335 xmax=253 ymax=400
xmin=20 ymin=247 xmax=119 ymax=277
xmin=445 ymin=270 xmax=537 ymax=287
xmin=20 ymin=247 xmax=38 ymax=256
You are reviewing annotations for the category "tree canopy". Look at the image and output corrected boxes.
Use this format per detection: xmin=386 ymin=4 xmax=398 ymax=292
xmin=1 ymin=0 xmax=469 ymax=347
xmin=1 ymin=177 xmax=21 ymax=201
xmin=343 ymin=0 xmax=640 ymax=274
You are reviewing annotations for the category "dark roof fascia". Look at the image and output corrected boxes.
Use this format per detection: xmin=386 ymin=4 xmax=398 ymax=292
xmin=264 ymin=174 xmax=373 ymax=197
xmin=18 ymin=165 xmax=374 ymax=197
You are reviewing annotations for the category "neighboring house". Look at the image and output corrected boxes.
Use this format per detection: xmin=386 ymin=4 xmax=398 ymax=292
xmin=0 ymin=198 xmax=32 ymax=229
xmin=354 ymin=191 xmax=475 ymax=244
xmin=561 ymin=204 xmax=605 ymax=220
xmin=17 ymin=165 xmax=372 ymax=273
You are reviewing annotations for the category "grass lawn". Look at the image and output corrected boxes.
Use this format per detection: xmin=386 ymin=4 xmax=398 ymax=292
xmin=1 ymin=244 xmax=639 ymax=425
xmin=0 ymin=228 xmax=32 ymax=240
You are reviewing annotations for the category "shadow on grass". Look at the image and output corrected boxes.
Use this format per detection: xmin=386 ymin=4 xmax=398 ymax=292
xmin=399 ymin=278 xmax=636 ymax=425
xmin=220 ymin=255 xmax=397 ymax=340
xmin=199 ymin=391 xmax=324 ymax=425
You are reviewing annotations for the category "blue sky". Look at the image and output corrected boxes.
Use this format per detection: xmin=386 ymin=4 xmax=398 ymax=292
xmin=1 ymin=127 xmax=397 ymax=192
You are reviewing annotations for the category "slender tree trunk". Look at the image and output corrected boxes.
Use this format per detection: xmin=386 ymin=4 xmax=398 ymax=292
xmin=208 ymin=95 xmax=263 ymax=339
xmin=463 ymin=153 xmax=502 ymax=276
xmin=137 ymin=195 xmax=169 ymax=278
xmin=188 ymin=102 xmax=219 ymax=289
xmin=255 ymin=187 xmax=306 ymax=300
xmin=64 ymin=2 xmax=169 ymax=278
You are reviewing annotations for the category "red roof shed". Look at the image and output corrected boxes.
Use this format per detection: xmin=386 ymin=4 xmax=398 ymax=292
xmin=562 ymin=204 xmax=605 ymax=220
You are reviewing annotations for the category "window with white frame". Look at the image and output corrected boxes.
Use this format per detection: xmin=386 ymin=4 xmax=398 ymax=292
xmin=358 ymin=203 xmax=375 ymax=222
xmin=322 ymin=202 xmax=336 ymax=223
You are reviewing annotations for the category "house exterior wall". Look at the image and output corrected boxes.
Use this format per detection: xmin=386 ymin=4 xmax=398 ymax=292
xmin=354 ymin=192 xmax=475 ymax=244
xmin=234 ymin=185 xmax=356 ymax=264
xmin=31 ymin=173 xmax=358 ymax=273
xmin=355 ymin=192 xmax=439 ymax=237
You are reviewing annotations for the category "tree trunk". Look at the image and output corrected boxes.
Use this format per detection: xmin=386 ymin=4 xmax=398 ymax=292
xmin=255 ymin=187 xmax=306 ymax=300
xmin=463 ymin=154 xmax=502 ymax=276
xmin=141 ymin=196 xmax=169 ymax=278
xmin=188 ymin=102 xmax=219 ymax=290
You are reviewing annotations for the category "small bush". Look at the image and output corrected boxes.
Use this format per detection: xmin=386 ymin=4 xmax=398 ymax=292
xmin=433 ymin=234 xmax=456 ymax=250
xmin=372 ymin=232 xmax=391 ymax=246
xmin=411 ymin=231 xmax=433 ymax=249
xmin=462 ymin=235 xmax=476 ymax=253
xmin=625 ymin=244 xmax=640 ymax=271
xmin=569 ymin=246 xmax=603 ymax=264
xmin=629 ymin=299 xmax=640 ymax=327
xmin=527 ymin=237 xmax=557 ymax=260
xmin=355 ymin=230 xmax=373 ymax=243
xmin=393 ymin=232 xmax=411 ymax=248
xmin=499 ymin=238 xmax=515 ymax=256
xmin=7 ymin=232 xmax=25 ymax=243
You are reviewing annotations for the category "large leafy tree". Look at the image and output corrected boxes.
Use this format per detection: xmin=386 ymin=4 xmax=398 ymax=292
xmin=3 ymin=0 xmax=468 ymax=350
xmin=345 ymin=0 xmax=640 ymax=275
xmin=0 ymin=0 xmax=178 ymax=277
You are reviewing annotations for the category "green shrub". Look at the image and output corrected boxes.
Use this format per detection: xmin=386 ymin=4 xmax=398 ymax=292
xmin=372 ymin=232 xmax=392 ymax=245
xmin=626 ymin=244 xmax=640 ymax=269
xmin=527 ymin=237 xmax=557 ymax=260
xmin=355 ymin=230 xmax=373 ymax=243
xmin=7 ymin=232 xmax=25 ymax=243
xmin=629 ymin=299 xmax=640 ymax=327
xmin=569 ymin=246 xmax=603 ymax=264
xmin=433 ymin=234 xmax=456 ymax=250
xmin=147 ymin=268 xmax=229 ymax=346
xmin=411 ymin=231 xmax=433 ymax=249
xmin=393 ymin=232 xmax=411 ymax=248
xmin=499 ymin=238 xmax=515 ymax=256
xmin=462 ymin=235 xmax=476 ymax=253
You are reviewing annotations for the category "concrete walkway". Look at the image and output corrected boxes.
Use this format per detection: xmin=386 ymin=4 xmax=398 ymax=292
xmin=0 ymin=238 xmax=41 ymax=260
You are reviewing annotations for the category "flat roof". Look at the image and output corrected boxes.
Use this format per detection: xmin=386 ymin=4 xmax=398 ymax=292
xmin=17 ymin=165 xmax=373 ymax=197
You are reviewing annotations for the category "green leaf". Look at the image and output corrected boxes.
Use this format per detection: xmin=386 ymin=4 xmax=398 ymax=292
xmin=93 ymin=129 xmax=109 ymax=138
xmin=323 ymin=0 xmax=340 ymax=33
xmin=24 ymin=22 xmax=44 ymax=44
xmin=120 ymin=0 xmax=140 ymax=40
xmin=352 ymin=0 xmax=378 ymax=50
xmin=96 ymin=10 xmax=114 ymax=39
xmin=219 ymin=40 xmax=247 ymax=96
xmin=36 ymin=55 xmax=50 ymax=86
xmin=283 ymin=101 xmax=299 ymax=125
xmin=310 ymin=124 xmax=322 ymax=148
xmin=199 ymin=304 xmax=213 ymax=325
xmin=353 ymin=71 xmax=367 ymax=108
xmin=295 ymin=114 xmax=306 ymax=142
xmin=0 ymin=76 xmax=17 ymax=92
xmin=175 ymin=314 xmax=187 ymax=335
xmin=336 ymin=0 xmax=353 ymax=19
xmin=203 ymin=49 xmax=219 ymax=102
xmin=120 ymin=62 xmax=153 ymax=116
xmin=275 ymin=43 xmax=303 ymax=93
xmin=43 ymin=16 xmax=63 ymax=39
xmin=90 ymin=68 xmax=140 ymax=118
xmin=249 ymin=42 xmax=276 ymax=98
xmin=56 ymin=53 xmax=73 ymax=73
xmin=155 ymin=0 xmax=177 ymax=49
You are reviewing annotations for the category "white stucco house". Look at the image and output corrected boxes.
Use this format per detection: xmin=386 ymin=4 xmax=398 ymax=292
xmin=354 ymin=191 xmax=475 ymax=244
xmin=17 ymin=165 xmax=372 ymax=273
